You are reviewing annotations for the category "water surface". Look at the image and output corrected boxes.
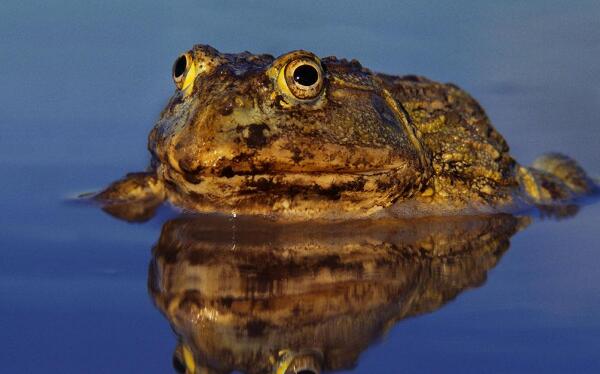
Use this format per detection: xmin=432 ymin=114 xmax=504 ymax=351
xmin=1 ymin=1 xmax=599 ymax=372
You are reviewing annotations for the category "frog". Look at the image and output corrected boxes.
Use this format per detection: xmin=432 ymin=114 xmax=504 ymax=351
xmin=95 ymin=44 xmax=597 ymax=220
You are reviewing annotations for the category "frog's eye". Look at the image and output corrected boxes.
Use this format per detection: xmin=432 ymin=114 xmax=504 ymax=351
xmin=282 ymin=58 xmax=324 ymax=100
xmin=172 ymin=52 xmax=197 ymax=92
xmin=172 ymin=53 xmax=189 ymax=89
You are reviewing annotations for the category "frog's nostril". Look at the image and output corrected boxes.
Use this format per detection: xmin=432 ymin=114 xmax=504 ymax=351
xmin=178 ymin=158 xmax=201 ymax=175
xmin=177 ymin=158 xmax=204 ymax=184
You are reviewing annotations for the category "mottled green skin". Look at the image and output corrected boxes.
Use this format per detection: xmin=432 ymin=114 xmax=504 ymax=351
xmin=97 ymin=44 xmax=595 ymax=220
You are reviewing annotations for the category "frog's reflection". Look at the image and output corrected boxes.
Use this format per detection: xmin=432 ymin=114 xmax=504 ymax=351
xmin=148 ymin=214 xmax=528 ymax=374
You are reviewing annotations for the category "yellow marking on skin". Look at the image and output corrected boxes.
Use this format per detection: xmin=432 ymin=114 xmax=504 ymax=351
xmin=442 ymin=152 xmax=464 ymax=162
xmin=480 ymin=184 xmax=494 ymax=195
xmin=276 ymin=350 xmax=294 ymax=374
xmin=167 ymin=297 xmax=180 ymax=316
xmin=421 ymin=187 xmax=434 ymax=197
xmin=168 ymin=152 xmax=183 ymax=174
xmin=182 ymin=345 xmax=196 ymax=373
xmin=518 ymin=166 xmax=542 ymax=202
xmin=182 ymin=60 xmax=198 ymax=96
xmin=279 ymin=99 xmax=292 ymax=108
xmin=331 ymin=76 xmax=374 ymax=91
xmin=414 ymin=114 xmax=447 ymax=133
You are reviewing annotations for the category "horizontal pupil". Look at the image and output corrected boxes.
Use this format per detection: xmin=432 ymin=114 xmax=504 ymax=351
xmin=293 ymin=64 xmax=319 ymax=86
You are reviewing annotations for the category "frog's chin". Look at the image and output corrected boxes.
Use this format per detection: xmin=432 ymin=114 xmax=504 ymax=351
xmin=156 ymin=162 xmax=421 ymax=219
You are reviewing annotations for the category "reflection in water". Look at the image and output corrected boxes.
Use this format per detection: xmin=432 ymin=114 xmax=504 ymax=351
xmin=148 ymin=214 xmax=529 ymax=373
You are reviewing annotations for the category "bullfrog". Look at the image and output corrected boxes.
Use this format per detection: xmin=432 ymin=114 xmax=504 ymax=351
xmin=95 ymin=44 xmax=597 ymax=220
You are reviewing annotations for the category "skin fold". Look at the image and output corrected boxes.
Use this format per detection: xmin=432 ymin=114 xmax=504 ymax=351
xmin=95 ymin=44 xmax=597 ymax=221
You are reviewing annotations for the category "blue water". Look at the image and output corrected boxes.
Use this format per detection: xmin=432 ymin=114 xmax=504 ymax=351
xmin=1 ymin=1 xmax=599 ymax=372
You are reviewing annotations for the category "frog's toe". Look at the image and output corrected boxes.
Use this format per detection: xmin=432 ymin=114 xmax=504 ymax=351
xmin=95 ymin=172 xmax=164 ymax=203
xmin=94 ymin=172 xmax=165 ymax=222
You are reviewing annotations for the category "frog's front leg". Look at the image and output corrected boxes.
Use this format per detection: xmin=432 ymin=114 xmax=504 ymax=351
xmin=94 ymin=172 xmax=166 ymax=222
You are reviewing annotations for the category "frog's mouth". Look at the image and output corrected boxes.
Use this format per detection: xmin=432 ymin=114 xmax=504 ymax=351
xmin=158 ymin=155 xmax=413 ymax=190
xmin=155 ymin=140 xmax=422 ymax=188
xmin=154 ymin=153 xmax=426 ymax=218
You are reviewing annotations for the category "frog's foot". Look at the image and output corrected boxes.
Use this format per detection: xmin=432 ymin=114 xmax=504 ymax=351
xmin=93 ymin=172 xmax=166 ymax=222
xmin=519 ymin=153 xmax=596 ymax=213
xmin=532 ymin=153 xmax=596 ymax=195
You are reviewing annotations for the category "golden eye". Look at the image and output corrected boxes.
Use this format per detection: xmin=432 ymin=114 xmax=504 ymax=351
xmin=172 ymin=52 xmax=197 ymax=93
xmin=282 ymin=58 xmax=324 ymax=100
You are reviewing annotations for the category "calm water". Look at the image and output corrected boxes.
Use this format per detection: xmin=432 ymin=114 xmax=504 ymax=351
xmin=2 ymin=1 xmax=600 ymax=373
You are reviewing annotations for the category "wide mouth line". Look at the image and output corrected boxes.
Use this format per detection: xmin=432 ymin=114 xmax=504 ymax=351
xmin=173 ymin=166 xmax=398 ymax=179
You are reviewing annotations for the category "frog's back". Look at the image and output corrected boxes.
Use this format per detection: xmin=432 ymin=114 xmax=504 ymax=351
xmin=377 ymin=74 xmax=596 ymax=216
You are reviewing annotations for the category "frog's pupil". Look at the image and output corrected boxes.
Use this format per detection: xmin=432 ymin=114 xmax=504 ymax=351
xmin=172 ymin=354 xmax=186 ymax=373
xmin=173 ymin=55 xmax=187 ymax=78
xmin=293 ymin=65 xmax=319 ymax=86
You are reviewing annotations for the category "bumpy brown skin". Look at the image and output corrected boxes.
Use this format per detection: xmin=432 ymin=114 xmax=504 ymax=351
xmin=97 ymin=44 xmax=596 ymax=220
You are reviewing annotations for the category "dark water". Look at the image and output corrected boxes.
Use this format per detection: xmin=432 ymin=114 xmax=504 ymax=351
xmin=2 ymin=1 xmax=600 ymax=373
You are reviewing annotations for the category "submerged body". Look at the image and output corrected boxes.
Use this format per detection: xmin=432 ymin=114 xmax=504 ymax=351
xmin=97 ymin=44 xmax=596 ymax=220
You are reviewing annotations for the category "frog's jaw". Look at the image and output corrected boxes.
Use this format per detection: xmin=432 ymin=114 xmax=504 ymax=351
xmin=155 ymin=159 xmax=426 ymax=219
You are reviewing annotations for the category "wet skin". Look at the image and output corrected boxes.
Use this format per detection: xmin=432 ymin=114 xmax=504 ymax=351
xmin=96 ymin=44 xmax=596 ymax=220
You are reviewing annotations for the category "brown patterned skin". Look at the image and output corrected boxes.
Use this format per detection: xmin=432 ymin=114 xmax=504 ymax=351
xmin=96 ymin=45 xmax=596 ymax=220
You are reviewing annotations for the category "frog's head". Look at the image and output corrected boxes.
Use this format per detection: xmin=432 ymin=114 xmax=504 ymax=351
xmin=149 ymin=44 xmax=431 ymax=217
